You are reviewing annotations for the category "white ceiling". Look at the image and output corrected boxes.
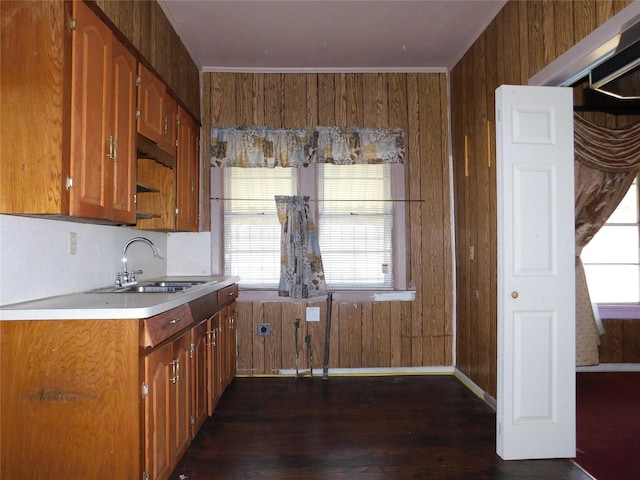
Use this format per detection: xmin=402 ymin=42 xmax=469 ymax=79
xmin=158 ymin=0 xmax=507 ymax=72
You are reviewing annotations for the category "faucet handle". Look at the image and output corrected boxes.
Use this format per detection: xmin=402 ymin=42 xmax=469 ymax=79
xmin=115 ymin=272 xmax=122 ymax=288
xmin=130 ymin=269 xmax=143 ymax=283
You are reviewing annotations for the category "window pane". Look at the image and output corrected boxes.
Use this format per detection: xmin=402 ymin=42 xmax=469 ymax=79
xmin=607 ymin=178 xmax=638 ymax=224
xmin=584 ymin=264 xmax=640 ymax=303
xmin=318 ymin=163 xmax=393 ymax=289
xmin=581 ymin=176 xmax=639 ymax=304
xmin=581 ymin=225 xmax=639 ymax=264
xmin=224 ymin=167 xmax=295 ymax=286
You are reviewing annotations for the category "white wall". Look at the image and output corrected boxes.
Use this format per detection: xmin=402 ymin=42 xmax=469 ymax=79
xmin=0 ymin=215 xmax=212 ymax=305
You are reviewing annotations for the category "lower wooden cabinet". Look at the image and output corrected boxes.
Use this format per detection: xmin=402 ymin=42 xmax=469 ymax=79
xmin=191 ymin=319 xmax=210 ymax=435
xmin=144 ymin=330 xmax=192 ymax=480
xmin=0 ymin=285 xmax=238 ymax=480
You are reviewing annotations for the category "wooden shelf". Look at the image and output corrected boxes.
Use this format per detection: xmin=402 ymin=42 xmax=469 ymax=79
xmin=136 ymin=158 xmax=175 ymax=231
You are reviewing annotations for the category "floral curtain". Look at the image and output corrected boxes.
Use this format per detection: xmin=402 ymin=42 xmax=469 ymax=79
xmin=275 ymin=195 xmax=328 ymax=299
xmin=211 ymin=126 xmax=404 ymax=167
xmin=574 ymin=114 xmax=640 ymax=366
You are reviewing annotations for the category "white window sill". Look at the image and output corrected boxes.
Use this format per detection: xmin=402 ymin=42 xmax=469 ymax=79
xmin=597 ymin=304 xmax=640 ymax=320
xmin=237 ymin=289 xmax=416 ymax=303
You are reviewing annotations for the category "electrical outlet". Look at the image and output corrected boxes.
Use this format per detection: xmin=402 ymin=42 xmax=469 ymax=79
xmin=69 ymin=232 xmax=77 ymax=255
xmin=306 ymin=306 xmax=320 ymax=322
xmin=257 ymin=323 xmax=271 ymax=336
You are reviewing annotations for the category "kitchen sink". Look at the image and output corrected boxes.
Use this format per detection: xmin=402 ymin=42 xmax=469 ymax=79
xmin=92 ymin=280 xmax=209 ymax=293
xmin=145 ymin=281 xmax=206 ymax=287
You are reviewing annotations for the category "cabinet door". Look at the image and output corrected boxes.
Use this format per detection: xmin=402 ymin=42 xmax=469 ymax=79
xmin=110 ymin=38 xmax=137 ymax=223
xmin=207 ymin=314 xmax=221 ymax=415
xmin=161 ymin=96 xmax=178 ymax=155
xmin=70 ymin=1 xmax=112 ymax=219
xmin=144 ymin=341 xmax=173 ymax=480
xmin=228 ymin=301 xmax=237 ymax=382
xmin=70 ymin=1 xmax=136 ymax=223
xmin=176 ymin=107 xmax=199 ymax=231
xmin=216 ymin=310 xmax=227 ymax=395
xmin=137 ymin=63 xmax=166 ymax=145
xmin=191 ymin=320 xmax=209 ymax=436
xmin=171 ymin=332 xmax=192 ymax=466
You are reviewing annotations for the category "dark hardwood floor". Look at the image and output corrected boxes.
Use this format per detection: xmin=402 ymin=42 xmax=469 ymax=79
xmin=171 ymin=375 xmax=590 ymax=480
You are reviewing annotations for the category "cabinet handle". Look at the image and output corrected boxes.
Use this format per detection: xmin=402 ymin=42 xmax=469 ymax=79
xmin=164 ymin=116 xmax=169 ymax=135
xmin=190 ymin=180 xmax=195 ymax=195
xmin=107 ymin=135 xmax=114 ymax=160
xmin=206 ymin=329 xmax=217 ymax=347
xmin=169 ymin=317 xmax=182 ymax=325
xmin=106 ymin=136 xmax=118 ymax=162
xmin=170 ymin=359 xmax=180 ymax=383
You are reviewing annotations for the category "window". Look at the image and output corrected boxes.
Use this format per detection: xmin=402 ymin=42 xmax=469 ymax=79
xmin=582 ymin=177 xmax=639 ymax=303
xmin=219 ymin=164 xmax=404 ymax=290
xmin=318 ymin=163 xmax=393 ymax=288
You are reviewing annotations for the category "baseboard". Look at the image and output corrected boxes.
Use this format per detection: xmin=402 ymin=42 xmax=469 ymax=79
xmin=577 ymin=363 xmax=640 ymax=372
xmin=271 ymin=366 xmax=456 ymax=377
xmin=454 ymin=368 xmax=497 ymax=410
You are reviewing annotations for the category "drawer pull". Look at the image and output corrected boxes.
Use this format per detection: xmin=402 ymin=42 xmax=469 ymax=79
xmin=169 ymin=317 xmax=182 ymax=325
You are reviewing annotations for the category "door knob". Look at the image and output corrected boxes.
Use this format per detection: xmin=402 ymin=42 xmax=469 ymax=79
xmin=511 ymin=291 xmax=519 ymax=299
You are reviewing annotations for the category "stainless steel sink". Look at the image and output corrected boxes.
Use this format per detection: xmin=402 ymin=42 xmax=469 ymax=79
xmin=92 ymin=280 xmax=208 ymax=293
xmin=123 ymin=285 xmax=189 ymax=293
xmin=145 ymin=281 xmax=206 ymax=287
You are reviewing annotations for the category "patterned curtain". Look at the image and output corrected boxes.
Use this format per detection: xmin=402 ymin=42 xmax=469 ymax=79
xmin=211 ymin=126 xmax=404 ymax=167
xmin=574 ymin=114 xmax=640 ymax=366
xmin=275 ymin=195 xmax=328 ymax=299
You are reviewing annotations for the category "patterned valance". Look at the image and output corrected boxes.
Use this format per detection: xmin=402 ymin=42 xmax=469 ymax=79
xmin=211 ymin=126 xmax=405 ymax=168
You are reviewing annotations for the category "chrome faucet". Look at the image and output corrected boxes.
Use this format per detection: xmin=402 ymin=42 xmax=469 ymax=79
xmin=116 ymin=237 xmax=165 ymax=288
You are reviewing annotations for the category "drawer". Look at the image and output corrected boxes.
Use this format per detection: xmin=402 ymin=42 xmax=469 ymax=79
xmin=190 ymin=291 xmax=219 ymax=324
xmin=217 ymin=283 xmax=238 ymax=307
xmin=143 ymin=303 xmax=194 ymax=347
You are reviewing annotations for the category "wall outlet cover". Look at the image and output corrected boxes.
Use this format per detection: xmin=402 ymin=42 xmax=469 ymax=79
xmin=306 ymin=306 xmax=320 ymax=322
xmin=257 ymin=323 xmax=271 ymax=336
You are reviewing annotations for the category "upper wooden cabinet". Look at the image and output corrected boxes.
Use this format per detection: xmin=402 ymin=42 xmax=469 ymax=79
xmin=70 ymin=1 xmax=137 ymax=223
xmin=94 ymin=0 xmax=200 ymax=119
xmin=1 ymin=0 xmax=136 ymax=223
xmin=137 ymin=63 xmax=178 ymax=156
xmin=176 ymin=106 xmax=200 ymax=231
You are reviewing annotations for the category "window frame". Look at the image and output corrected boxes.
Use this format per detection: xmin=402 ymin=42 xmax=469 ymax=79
xmin=210 ymin=164 xmax=407 ymax=292
xmin=582 ymin=175 xmax=640 ymax=318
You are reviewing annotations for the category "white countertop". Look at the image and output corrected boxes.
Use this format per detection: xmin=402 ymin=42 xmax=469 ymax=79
xmin=0 ymin=276 xmax=239 ymax=320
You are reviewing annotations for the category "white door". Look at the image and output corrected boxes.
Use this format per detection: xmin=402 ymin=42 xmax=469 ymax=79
xmin=495 ymin=85 xmax=575 ymax=460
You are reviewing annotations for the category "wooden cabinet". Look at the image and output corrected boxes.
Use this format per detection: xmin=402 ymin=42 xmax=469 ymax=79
xmin=0 ymin=284 xmax=238 ymax=480
xmin=1 ymin=1 xmax=136 ymax=223
xmin=136 ymin=158 xmax=176 ymax=231
xmin=163 ymin=95 xmax=178 ymax=155
xmin=0 ymin=319 xmax=142 ymax=480
xmin=205 ymin=312 xmax=221 ymax=414
xmin=189 ymin=292 xmax=219 ymax=434
xmin=144 ymin=330 xmax=192 ymax=480
xmin=218 ymin=284 xmax=239 ymax=391
xmin=191 ymin=320 xmax=210 ymax=435
xmin=176 ymin=106 xmax=200 ymax=231
xmin=70 ymin=3 xmax=137 ymax=223
xmin=137 ymin=63 xmax=178 ymax=156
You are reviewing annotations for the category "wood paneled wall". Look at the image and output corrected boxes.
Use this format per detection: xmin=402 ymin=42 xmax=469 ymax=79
xmin=599 ymin=319 xmax=640 ymax=363
xmin=450 ymin=0 xmax=636 ymax=398
xmin=202 ymin=72 xmax=453 ymax=374
xmin=93 ymin=0 xmax=200 ymax=118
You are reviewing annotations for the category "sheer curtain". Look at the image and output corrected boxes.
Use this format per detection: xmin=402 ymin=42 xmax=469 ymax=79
xmin=574 ymin=114 xmax=640 ymax=365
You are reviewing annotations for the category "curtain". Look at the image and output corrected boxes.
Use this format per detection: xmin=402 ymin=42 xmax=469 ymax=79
xmin=211 ymin=126 xmax=404 ymax=167
xmin=574 ymin=114 xmax=640 ymax=366
xmin=275 ymin=195 xmax=328 ymax=299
